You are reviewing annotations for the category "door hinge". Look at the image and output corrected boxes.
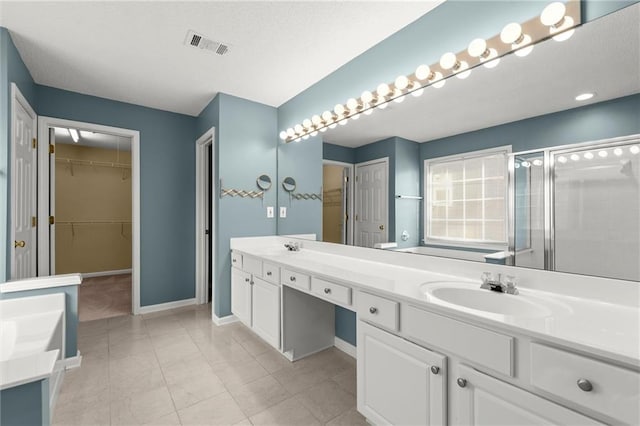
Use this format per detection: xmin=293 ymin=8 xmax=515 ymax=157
xmin=355 ymin=176 xmax=359 ymax=182
xmin=49 ymin=144 xmax=55 ymax=154
xmin=355 ymin=214 xmax=359 ymax=221
xmin=31 ymin=216 xmax=37 ymax=227
xmin=49 ymin=216 xmax=55 ymax=225
xmin=32 ymin=138 xmax=37 ymax=149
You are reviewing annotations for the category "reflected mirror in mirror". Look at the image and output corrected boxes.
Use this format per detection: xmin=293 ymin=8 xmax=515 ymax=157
xmin=282 ymin=177 xmax=296 ymax=192
xmin=304 ymin=4 xmax=640 ymax=281
xmin=256 ymin=174 xmax=272 ymax=191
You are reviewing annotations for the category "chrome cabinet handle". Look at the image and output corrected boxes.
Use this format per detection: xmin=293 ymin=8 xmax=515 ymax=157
xmin=577 ymin=378 xmax=593 ymax=392
xmin=457 ymin=378 xmax=467 ymax=388
xmin=369 ymin=307 xmax=378 ymax=314
xmin=290 ymin=276 xmax=296 ymax=282
xmin=324 ymin=288 xmax=331 ymax=294
xmin=267 ymin=271 xmax=272 ymax=276
xmin=430 ymin=366 xmax=440 ymax=375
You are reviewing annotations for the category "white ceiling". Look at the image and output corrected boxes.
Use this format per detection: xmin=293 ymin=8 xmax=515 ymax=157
xmin=0 ymin=1 xmax=443 ymax=116
xmin=323 ymin=3 xmax=640 ymax=147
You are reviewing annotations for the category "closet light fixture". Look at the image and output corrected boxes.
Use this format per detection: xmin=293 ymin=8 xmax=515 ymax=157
xmin=570 ymin=154 xmax=580 ymax=161
xmin=583 ymin=151 xmax=594 ymax=160
xmin=279 ymin=0 xmax=580 ymax=143
xmin=630 ymin=146 xmax=640 ymax=155
xmin=613 ymin=148 xmax=623 ymax=156
xmin=68 ymin=128 xmax=79 ymax=143
xmin=557 ymin=156 xmax=568 ymax=163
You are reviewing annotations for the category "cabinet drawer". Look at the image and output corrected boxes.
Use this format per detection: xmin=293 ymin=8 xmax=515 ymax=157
xmin=231 ymin=252 xmax=242 ymax=269
xmin=281 ymin=268 xmax=310 ymax=291
xmin=530 ymin=343 xmax=639 ymax=425
xmin=243 ymin=255 xmax=263 ymax=276
xmin=403 ymin=306 xmax=513 ymax=377
xmin=262 ymin=262 xmax=280 ymax=285
xmin=357 ymin=292 xmax=399 ymax=332
xmin=311 ymin=277 xmax=352 ymax=306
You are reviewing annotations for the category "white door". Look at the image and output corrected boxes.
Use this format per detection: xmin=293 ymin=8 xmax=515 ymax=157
xmin=231 ymin=268 xmax=252 ymax=327
xmin=357 ymin=320 xmax=446 ymax=425
xmin=456 ymin=364 xmax=602 ymax=425
xmin=251 ymin=277 xmax=280 ymax=349
xmin=11 ymin=85 xmax=37 ymax=279
xmin=355 ymin=159 xmax=388 ymax=247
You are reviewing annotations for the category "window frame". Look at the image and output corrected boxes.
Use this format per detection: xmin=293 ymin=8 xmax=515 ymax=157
xmin=423 ymin=145 xmax=511 ymax=250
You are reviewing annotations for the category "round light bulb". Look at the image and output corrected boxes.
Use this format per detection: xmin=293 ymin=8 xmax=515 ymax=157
xmin=514 ymin=162 xmax=521 ymax=169
xmin=456 ymin=61 xmax=471 ymax=79
xmin=553 ymin=25 xmax=575 ymax=42
xmin=584 ymin=152 xmax=594 ymax=160
xmin=376 ymin=83 xmax=390 ymax=98
xmin=319 ymin=127 xmax=328 ymax=133
xmin=613 ymin=148 xmax=623 ymax=156
xmin=279 ymin=131 xmax=288 ymax=140
xmin=557 ymin=155 xmax=567 ymax=163
xmin=440 ymin=52 xmax=457 ymax=70
xmin=334 ymin=104 xmax=345 ymax=116
xmin=322 ymin=111 xmax=333 ymax=122
xmin=302 ymin=119 xmax=312 ymax=129
xmin=311 ymin=131 xmax=318 ymax=137
xmin=346 ymin=98 xmax=359 ymax=111
xmin=468 ymin=38 xmax=487 ymax=58
xmin=339 ymin=119 xmax=348 ymax=126
xmin=411 ymin=87 xmax=425 ymax=97
xmin=598 ymin=150 xmax=608 ymax=158
xmin=286 ymin=128 xmax=296 ymax=138
xmin=393 ymin=88 xmax=405 ymax=103
xmin=522 ymin=160 xmax=531 ymax=168
xmin=570 ymin=153 xmax=580 ymax=161
xmin=329 ymin=123 xmax=337 ymax=129
xmin=630 ymin=145 xmax=640 ymax=155
xmin=311 ymin=115 xmax=322 ymax=125
xmin=541 ymin=2 xmax=566 ymax=27
xmin=294 ymin=124 xmax=303 ymax=134
xmin=482 ymin=48 xmax=500 ymax=68
xmin=302 ymin=134 xmax=309 ymax=140
xmin=361 ymin=91 xmax=374 ymax=104
xmin=294 ymin=138 xmax=301 ymax=143
xmin=363 ymin=105 xmax=374 ymax=116
xmin=395 ymin=75 xmax=409 ymax=90
xmin=351 ymin=114 xmax=360 ymax=121
xmin=377 ymin=102 xmax=388 ymax=110
xmin=514 ymin=35 xmax=534 ymax=57
xmin=432 ymin=72 xmax=446 ymax=89
xmin=533 ymin=159 xmax=543 ymax=166
xmin=415 ymin=65 xmax=431 ymax=81
xmin=501 ymin=23 xmax=523 ymax=44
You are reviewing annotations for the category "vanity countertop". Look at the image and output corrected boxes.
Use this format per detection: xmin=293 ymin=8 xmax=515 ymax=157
xmin=231 ymin=237 xmax=640 ymax=368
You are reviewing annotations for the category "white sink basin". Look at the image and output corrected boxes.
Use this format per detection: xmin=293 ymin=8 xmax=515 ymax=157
xmin=421 ymin=281 xmax=570 ymax=318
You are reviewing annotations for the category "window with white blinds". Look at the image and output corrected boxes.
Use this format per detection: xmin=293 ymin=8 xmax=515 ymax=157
xmin=424 ymin=147 xmax=510 ymax=246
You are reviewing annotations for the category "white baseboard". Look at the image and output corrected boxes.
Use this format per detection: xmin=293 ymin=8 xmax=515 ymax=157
xmin=138 ymin=298 xmax=196 ymax=314
xmin=212 ymin=313 xmax=238 ymax=326
xmin=82 ymin=269 xmax=132 ymax=278
xmin=334 ymin=337 xmax=356 ymax=358
xmin=60 ymin=351 xmax=82 ymax=369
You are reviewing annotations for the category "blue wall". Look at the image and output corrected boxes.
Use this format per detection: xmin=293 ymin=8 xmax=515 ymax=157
xmin=0 ymin=28 xmax=37 ymax=282
xmin=37 ymin=85 xmax=198 ymax=307
xmin=0 ymin=379 xmax=49 ymax=426
xmin=197 ymin=93 xmax=278 ymax=318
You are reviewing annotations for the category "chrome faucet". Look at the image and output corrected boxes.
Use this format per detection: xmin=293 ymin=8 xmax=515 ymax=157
xmin=480 ymin=272 xmax=518 ymax=295
xmin=284 ymin=241 xmax=300 ymax=252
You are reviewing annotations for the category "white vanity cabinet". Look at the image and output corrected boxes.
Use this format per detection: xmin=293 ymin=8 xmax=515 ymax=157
xmin=455 ymin=364 xmax=603 ymax=425
xmin=357 ymin=321 xmax=446 ymax=426
xmin=231 ymin=253 xmax=281 ymax=349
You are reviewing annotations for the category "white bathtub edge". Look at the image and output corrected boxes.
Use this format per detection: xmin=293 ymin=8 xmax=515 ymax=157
xmin=0 ymin=349 xmax=59 ymax=390
xmin=1 ymin=273 xmax=82 ymax=293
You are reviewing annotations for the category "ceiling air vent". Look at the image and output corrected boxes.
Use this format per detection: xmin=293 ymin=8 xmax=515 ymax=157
xmin=184 ymin=30 xmax=231 ymax=56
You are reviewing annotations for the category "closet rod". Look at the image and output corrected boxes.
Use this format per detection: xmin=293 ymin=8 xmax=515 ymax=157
xmin=55 ymin=157 xmax=131 ymax=169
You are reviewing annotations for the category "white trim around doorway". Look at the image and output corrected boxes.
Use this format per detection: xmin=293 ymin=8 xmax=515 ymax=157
xmin=195 ymin=127 xmax=216 ymax=307
xmin=37 ymin=117 xmax=141 ymax=314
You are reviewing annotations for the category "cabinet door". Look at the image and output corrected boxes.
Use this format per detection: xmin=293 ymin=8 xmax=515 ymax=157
xmin=231 ymin=268 xmax=252 ymax=327
xmin=251 ymin=277 xmax=280 ymax=349
xmin=455 ymin=364 xmax=603 ymax=425
xmin=357 ymin=320 xmax=446 ymax=426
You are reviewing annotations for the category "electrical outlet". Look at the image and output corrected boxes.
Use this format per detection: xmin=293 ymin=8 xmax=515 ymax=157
xmin=279 ymin=207 xmax=287 ymax=218
xmin=267 ymin=206 xmax=274 ymax=218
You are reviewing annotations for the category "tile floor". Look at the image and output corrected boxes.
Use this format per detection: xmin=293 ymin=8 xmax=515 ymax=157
xmin=53 ymin=304 xmax=367 ymax=426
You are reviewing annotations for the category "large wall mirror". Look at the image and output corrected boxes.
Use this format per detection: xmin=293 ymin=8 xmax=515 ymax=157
xmin=278 ymin=3 xmax=640 ymax=282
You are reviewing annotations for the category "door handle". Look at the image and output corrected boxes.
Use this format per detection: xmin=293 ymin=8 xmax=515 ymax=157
xmin=14 ymin=240 xmax=26 ymax=248
xmin=379 ymin=225 xmax=384 ymax=230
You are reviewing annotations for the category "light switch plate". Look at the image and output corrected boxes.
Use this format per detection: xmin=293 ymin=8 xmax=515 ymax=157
xmin=279 ymin=207 xmax=287 ymax=218
xmin=267 ymin=206 xmax=274 ymax=218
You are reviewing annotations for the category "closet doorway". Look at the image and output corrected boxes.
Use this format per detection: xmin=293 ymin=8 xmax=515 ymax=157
xmin=322 ymin=161 xmax=353 ymax=244
xmin=38 ymin=117 xmax=141 ymax=317
xmin=54 ymin=127 xmax=132 ymax=321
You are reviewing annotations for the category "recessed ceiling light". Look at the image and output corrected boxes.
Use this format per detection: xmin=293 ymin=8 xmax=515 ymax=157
xmin=575 ymin=93 xmax=595 ymax=101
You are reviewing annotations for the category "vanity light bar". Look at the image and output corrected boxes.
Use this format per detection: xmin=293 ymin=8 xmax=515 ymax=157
xmin=280 ymin=0 xmax=580 ymax=143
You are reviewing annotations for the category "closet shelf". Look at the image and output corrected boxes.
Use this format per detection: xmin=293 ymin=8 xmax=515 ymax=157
xmin=56 ymin=157 xmax=131 ymax=169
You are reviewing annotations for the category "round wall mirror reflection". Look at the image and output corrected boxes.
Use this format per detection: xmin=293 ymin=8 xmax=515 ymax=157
xmin=256 ymin=174 xmax=272 ymax=191
xmin=282 ymin=177 xmax=296 ymax=192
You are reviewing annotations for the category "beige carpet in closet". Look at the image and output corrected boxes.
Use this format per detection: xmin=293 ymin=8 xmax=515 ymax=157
xmin=78 ymin=274 xmax=131 ymax=322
